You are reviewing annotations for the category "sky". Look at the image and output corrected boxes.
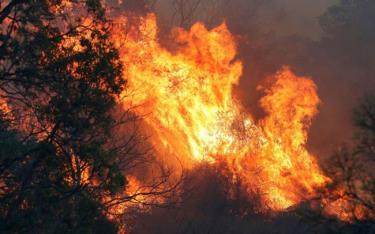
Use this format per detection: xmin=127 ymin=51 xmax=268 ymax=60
xmin=275 ymin=0 xmax=339 ymax=39
xmin=153 ymin=0 xmax=339 ymax=39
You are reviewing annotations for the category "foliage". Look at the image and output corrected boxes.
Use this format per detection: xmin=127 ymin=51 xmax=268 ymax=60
xmin=0 ymin=1 xmax=130 ymax=232
xmin=301 ymin=95 xmax=375 ymax=233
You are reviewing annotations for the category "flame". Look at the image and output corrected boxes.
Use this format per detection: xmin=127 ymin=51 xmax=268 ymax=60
xmin=0 ymin=0 xmax=371 ymax=225
xmin=1 ymin=5 xmax=367 ymax=222
xmin=111 ymin=13 xmax=329 ymax=211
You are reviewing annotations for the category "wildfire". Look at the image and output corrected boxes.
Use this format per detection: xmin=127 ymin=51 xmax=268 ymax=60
xmin=111 ymin=13 xmax=329 ymax=211
xmin=2 ymin=1 xmax=374 ymax=232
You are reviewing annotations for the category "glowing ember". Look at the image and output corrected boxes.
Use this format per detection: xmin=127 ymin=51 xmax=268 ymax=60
xmin=111 ymin=13 xmax=329 ymax=212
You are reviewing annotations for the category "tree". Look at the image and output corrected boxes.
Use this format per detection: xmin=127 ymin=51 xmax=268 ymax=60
xmin=316 ymin=2 xmax=375 ymax=213
xmin=0 ymin=1 xmax=178 ymax=232
xmin=300 ymin=95 xmax=375 ymax=233
xmin=0 ymin=0 xmax=124 ymax=232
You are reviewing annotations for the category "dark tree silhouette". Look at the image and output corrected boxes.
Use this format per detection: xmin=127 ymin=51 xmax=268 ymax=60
xmin=299 ymin=95 xmax=375 ymax=234
xmin=0 ymin=1 xmax=180 ymax=233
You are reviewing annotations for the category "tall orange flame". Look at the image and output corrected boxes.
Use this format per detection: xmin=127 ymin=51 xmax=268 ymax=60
xmin=111 ymin=13 xmax=328 ymax=211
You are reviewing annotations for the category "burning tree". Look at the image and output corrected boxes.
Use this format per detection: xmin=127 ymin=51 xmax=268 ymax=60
xmin=302 ymin=95 xmax=375 ymax=233
xmin=0 ymin=1 xmax=180 ymax=233
xmin=111 ymin=9 xmax=329 ymax=211
xmin=1 ymin=0 xmax=374 ymax=233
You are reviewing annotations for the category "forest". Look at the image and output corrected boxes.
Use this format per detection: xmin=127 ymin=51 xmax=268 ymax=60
xmin=0 ymin=0 xmax=375 ymax=233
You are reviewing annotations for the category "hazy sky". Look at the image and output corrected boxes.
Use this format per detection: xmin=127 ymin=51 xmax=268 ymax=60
xmin=276 ymin=0 xmax=339 ymax=38
xmin=154 ymin=0 xmax=339 ymax=39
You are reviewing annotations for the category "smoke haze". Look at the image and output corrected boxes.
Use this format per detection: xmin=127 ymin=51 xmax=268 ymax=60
xmin=109 ymin=0 xmax=375 ymax=232
xmin=150 ymin=0 xmax=373 ymax=160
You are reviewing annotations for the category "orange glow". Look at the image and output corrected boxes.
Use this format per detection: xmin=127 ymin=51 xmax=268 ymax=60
xmin=103 ymin=175 xmax=164 ymax=224
xmin=0 ymin=97 xmax=11 ymax=115
xmin=111 ymin=14 xmax=329 ymax=211
xmin=2 ymin=5 xmax=371 ymax=224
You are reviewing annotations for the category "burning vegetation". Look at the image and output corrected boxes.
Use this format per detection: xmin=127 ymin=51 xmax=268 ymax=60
xmin=1 ymin=0 xmax=375 ymax=233
xmin=112 ymin=13 xmax=326 ymax=212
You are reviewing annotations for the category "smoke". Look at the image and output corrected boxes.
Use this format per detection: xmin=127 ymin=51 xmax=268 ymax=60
xmin=266 ymin=0 xmax=339 ymax=39
xmin=110 ymin=0 xmax=375 ymax=232
xmin=152 ymin=0 xmax=337 ymax=36
xmin=150 ymin=0 xmax=372 ymax=159
xmin=129 ymin=166 xmax=315 ymax=234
